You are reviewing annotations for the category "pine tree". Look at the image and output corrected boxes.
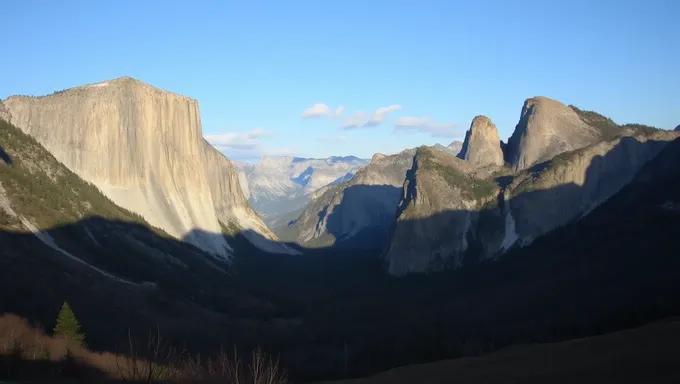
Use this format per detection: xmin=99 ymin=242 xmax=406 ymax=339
xmin=53 ymin=301 xmax=85 ymax=348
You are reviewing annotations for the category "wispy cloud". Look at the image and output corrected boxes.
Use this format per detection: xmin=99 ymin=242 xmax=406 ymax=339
xmin=394 ymin=117 xmax=462 ymax=137
xmin=302 ymin=103 xmax=344 ymax=118
xmin=204 ymin=128 xmax=292 ymax=161
xmin=204 ymin=128 xmax=276 ymax=150
xmin=317 ymin=135 xmax=348 ymax=142
xmin=339 ymin=105 xmax=402 ymax=129
xmin=364 ymin=104 xmax=402 ymax=127
xmin=341 ymin=112 xmax=367 ymax=129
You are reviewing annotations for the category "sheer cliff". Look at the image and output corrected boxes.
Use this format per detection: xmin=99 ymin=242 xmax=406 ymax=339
xmin=202 ymin=141 xmax=296 ymax=254
xmin=505 ymin=96 xmax=602 ymax=171
xmin=0 ymin=116 xmax=226 ymax=285
xmin=2 ymin=77 xmax=281 ymax=258
xmin=458 ymin=115 xmax=505 ymax=168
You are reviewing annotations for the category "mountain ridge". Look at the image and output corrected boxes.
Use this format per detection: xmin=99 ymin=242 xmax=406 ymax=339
xmin=2 ymin=77 xmax=290 ymax=257
xmin=235 ymin=155 xmax=369 ymax=218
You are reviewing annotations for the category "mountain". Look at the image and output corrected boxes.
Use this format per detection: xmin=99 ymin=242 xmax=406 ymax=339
xmin=0 ymin=115 xmax=233 ymax=287
xmin=385 ymin=146 xmax=500 ymax=275
xmin=2 ymin=98 xmax=680 ymax=382
xmin=675 ymin=124 xmax=680 ymax=131
xmin=447 ymin=140 xmax=463 ymax=155
xmin=431 ymin=141 xmax=463 ymax=157
xmin=287 ymin=149 xmax=416 ymax=248
xmin=310 ymin=135 xmax=680 ymax=380
xmin=458 ymin=115 xmax=504 ymax=167
xmin=505 ymin=96 xmax=604 ymax=171
xmin=235 ymin=155 xmax=369 ymax=217
xmin=386 ymin=128 xmax=678 ymax=274
xmin=0 ymin=115 xmax=309 ymax=373
xmin=282 ymin=95 xmax=678 ymax=274
xmin=2 ymin=77 xmax=292 ymax=257
xmin=384 ymin=100 xmax=679 ymax=274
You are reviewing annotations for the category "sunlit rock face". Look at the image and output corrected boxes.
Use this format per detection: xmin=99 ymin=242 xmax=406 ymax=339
xmin=506 ymin=96 xmax=601 ymax=171
xmin=3 ymin=77 xmax=283 ymax=258
xmin=459 ymin=115 xmax=504 ymax=168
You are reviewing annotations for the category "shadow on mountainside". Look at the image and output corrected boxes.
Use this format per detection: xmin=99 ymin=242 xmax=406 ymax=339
xmin=0 ymin=144 xmax=11 ymax=166
xmin=1 ymin=137 xmax=679 ymax=381
xmin=323 ymin=184 xmax=403 ymax=251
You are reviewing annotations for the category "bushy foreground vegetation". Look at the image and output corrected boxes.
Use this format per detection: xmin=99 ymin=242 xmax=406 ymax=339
xmin=0 ymin=311 xmax=288 ymax=383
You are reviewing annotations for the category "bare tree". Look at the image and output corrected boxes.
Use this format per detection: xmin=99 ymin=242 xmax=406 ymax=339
xmin=116 ymin=327 xmax=180 ymax=383
xmin=178 ymin=345 xmax=287 ymax=384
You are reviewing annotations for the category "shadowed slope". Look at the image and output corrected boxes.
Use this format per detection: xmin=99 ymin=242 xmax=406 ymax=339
xmin=320 ymin=319 xmax=680 ymax=384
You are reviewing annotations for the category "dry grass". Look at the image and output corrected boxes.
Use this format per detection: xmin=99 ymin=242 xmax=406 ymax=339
xmin=0 ymin=313 xmax=288 ymax=383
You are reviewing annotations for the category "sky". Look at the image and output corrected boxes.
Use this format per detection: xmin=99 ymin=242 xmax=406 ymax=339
xmin=2 ymin=0 xmax=679 ymax=162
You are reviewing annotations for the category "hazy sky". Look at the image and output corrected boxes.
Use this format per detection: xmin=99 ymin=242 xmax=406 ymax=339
xmin=2 ymin=0 xmax=679 ymax=161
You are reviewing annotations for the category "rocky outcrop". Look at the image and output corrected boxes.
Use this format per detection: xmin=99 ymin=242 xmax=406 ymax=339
xmin=293 ymin=149 xmax=415 ymax=248
xmin=385 ymin=147 xmax=499 ymax=275
xmin=458 ymin=115 xmax=504 ymax=168
xmin=506 ymin=97 xmax=601 ymax=171
xmin=0 ymin=101 xmax=10 ymax=123
xmin=2 ymin=77 xmax=279 ymax=258
xmin=384 ymin=129 xmax=680 ymax=275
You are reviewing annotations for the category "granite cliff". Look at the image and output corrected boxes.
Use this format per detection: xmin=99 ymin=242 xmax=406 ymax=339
xmin=506 ymin=96 xmax=601 ymax=171
xmin=458 ymin=115 xmax=504 ymax=168
xmin=2 ymin=77 xmax=285 ymax=258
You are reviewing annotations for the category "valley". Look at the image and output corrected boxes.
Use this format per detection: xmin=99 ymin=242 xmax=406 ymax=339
xmin=2 ymin=3 xmax=679 ymax=382
xmin=1 ymin=77 xmax=679 ymax=382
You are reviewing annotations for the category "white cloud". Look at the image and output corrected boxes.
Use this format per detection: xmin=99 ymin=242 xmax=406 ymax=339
xmin=339 ymin=105 xmax=402 ymax=129
xmin=341 ymin=112 xmax=367 ymax=129
xmin=204 ymin=128 xmax=289 ymax=160
xmin=334 ymin=105 xmax=345 ymax=116
xmin=394 ymin=116 xmax=462 ymax=138
xmin=204 ymin=128 xmax=276 ymax=150
xmin=364 ymin=104 xmax=402 ymax=127
xmin=317 ymin=135 xmax=348 ymax=142
xmin=302 ymin=103 xmax=332 ymax=118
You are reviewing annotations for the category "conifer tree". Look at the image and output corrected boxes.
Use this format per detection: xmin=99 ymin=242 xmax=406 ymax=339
xmin=53 ymin=301 xmax=85 ymax=348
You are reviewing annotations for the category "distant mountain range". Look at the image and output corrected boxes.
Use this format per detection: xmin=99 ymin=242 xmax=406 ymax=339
xmin=234 ymin=155 xmax=370 ymax=219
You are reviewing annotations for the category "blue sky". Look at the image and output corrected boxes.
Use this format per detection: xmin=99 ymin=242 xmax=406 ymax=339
xmin=2 ymin=0 xmax=679 ymax=162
